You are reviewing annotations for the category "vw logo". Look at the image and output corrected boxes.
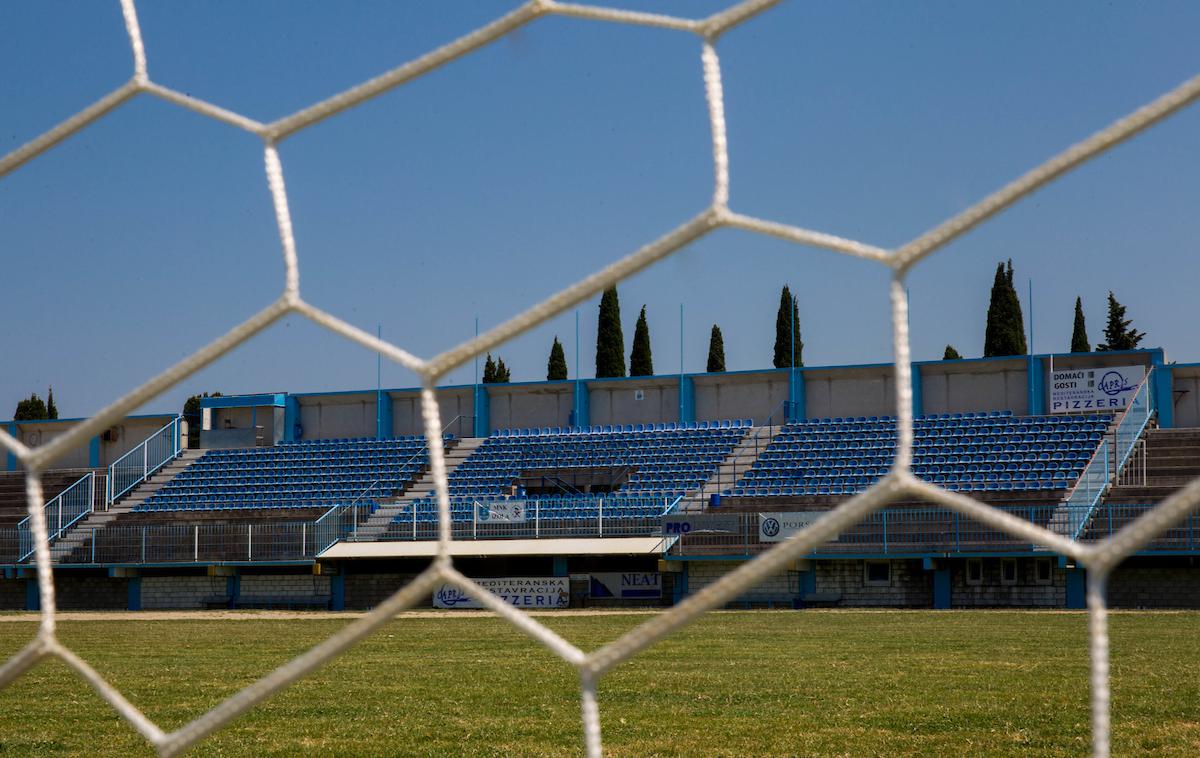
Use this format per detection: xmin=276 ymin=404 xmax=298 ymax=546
xmin=762 ymin=517 xmax=781 ymax=537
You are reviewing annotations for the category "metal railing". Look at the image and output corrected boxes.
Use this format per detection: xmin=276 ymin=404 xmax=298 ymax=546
xmin=106 ymin=416 xmax=182 ymax=504
xmin=1063 ymin=372 xmax=1155 ymax=539
xmin=664 ymin=503 xmax=1200 ymax=558
xmin=312 ymin=480 xmax=383 ymax=552
xmin=381 ymin=496 xmax=680 ymax=542
xmin=2 ymin=522 xmax=319 ymax=565
xmin=17 ymin=471 xmax=97 ymax=560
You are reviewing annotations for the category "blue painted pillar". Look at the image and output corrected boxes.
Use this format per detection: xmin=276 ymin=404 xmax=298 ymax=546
xmin=1065 ymin=568 xmax=1086 ymax=609
xmin=911 ymin=363 xmax=924 ymax=419
xmin=1027 ymin=355 xmax=1045 ymax=415
xmin=377 ymin=392 xmax=393 ymax=439
xmin=127 ymin=576 xmax=142 ymax=611
xmin=678 ymin=375 xmax=695 ymax=425
xmin=226 ymin=574 xmax=240 ymax=608
xmin=89 ymin=436 xmax=101 ymax=468
xmin=572 ymin=381 xmax=590 ymax=428
xmin=1152 ymin=351 xmax=1173 ymax=428
xmin=933 ymin=567 xmax=951 ymax=609
xmin=796 ymin=569 xmax=815 ymax=607
xmin=283 ymin=396 xmax=301 ymax=442
xmin=473 ymin=385 xmax=490 ymax=438
xmin=672 ymin=563 xmax=689 ymax=604
xmin=788 ymin=370 xmax=806 ymax=422
xmin=552 ymin=556 xmax=568 ymax=577
xmin=6 ymin=422 xmax=17 ymax=472
xmin=25 ymin=578 xmax=39 ymax=611
xmin=330 ymin=572 xmax=345 ymax=611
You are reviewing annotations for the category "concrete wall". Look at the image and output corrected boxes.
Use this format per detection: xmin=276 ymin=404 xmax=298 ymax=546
xmin=239 ymin=574 xmax=330 ymax=600
xmin=141 ymin=575 xmax=230 ymax=609
xmin=488 ymin=383 xmax=572 ymax=432
xmin=390 ymin=387 xmax=474 ymax=438
xmin=1172 ymin=367 xmax=1200 ymax=429
xmin=589 ymin=378 xmax=679 ymax=426
xmin=806 ymin=366 xmax=896 ymax=419
xmin=299 ymin=394 xmax=377 ymax=440
xmin=693 ymin=371 xmax=789 ymax=424
xmin=949 ymin=558 xmax=1065 ymax=608
xmin=7 ymin=414 xmax=175 ymax=471
xmin=1109 ymin=562 xmax=1200 ymax=608
xmin=687 ymin=560 xmax=794 ymax=603
xmin=814 ymin=559 xmax=932 ymax=607
xmin=921 ymin=357 xmax=1027 ymax=416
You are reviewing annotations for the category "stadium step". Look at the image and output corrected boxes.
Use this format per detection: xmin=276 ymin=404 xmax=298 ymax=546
xmin=44 ymin=449 xmax=203 ymax=562
xmin=350 ymin=437 xmax=483 ymax=540
xmin=679 ymin=425 xmax=782 ymax=512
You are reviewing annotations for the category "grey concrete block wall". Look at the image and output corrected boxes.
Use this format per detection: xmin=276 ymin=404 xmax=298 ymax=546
xmin=589 ymin=380 xmax=679 ymax=426
xmin=1174 ymin=371 xmax=1200 ymax=429
xmin=693 ymin=373 xmax=789 ymax=425
xmin=950 ymin=558 xmax=1064 ymax=608
xmin=0 ymin=580 xmax=25 ymax=610
xmin=299 ymin=395 xmax=378 ymax=440
xmin=806 ymin=368 xmax=897 ymax=420
xmin=815 ymin=559 xmax=932 ymax=607
xmin=345 ymin=573 xmax=425 ymax=610
xmin=1109 ymin=564 xmax=1200 ymax=608
xmin=489 ymin=385 xmax=572 ymax=432
xmin=142 ymin=576 xmax=230 ymax=609
xmin=239 ymin=575 xmax=329 ymax=599
xmin=921 ymin=358 xmax=1028 ymax=416
xmin=687 ymin=561 xmax=794 ymax=602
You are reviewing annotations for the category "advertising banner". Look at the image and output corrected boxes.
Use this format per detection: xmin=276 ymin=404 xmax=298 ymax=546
xmin=476 ymin=500 xmax=527 ymax=523
xmin=433 ymin=577 xmax=569 ymax=609
xmin=1050 ymin=365 xmax=1145 ymax=413
xmin=588 ymin=572 xmax=662 ymax=599
xmin=758 ymin=511 xmax=827 ymax=543
xmin=662 ymin=513 xmax=741 ymax=536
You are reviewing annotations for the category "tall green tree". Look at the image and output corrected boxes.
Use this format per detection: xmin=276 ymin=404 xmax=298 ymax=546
xmin=983 ymin=259 xmax=1027 ymax=357
xmin=595 ymin=286 xmax=626 ymax=378
xmin=546 ymin=337 xmax=568 ymax=380
xmin=629 ymin=306 xmax=654 ymax=376
xmin=1096 ymin=291 xmax=1146 ymax=352
xmin=706 ymin=324 xmax=726 ymax=373
xmin=13 ymin=393 xmax=48 ymax=421
xmin=45 ymin=387 xmax=58 ymax=420
xmin=183 ymin=391 xmax=222 ymax=417
xmin=1070 ymin=296 xmax=1090 ymax=353
xmin=773 ymin=285 xmax=803 ymax=368
xmin=482 ymin=354 xmax=498 ymax=383
xmin=494 ymin=358 xmax=511 ymax=383
xmin=943 ymin=345 xmax=962 ymax=360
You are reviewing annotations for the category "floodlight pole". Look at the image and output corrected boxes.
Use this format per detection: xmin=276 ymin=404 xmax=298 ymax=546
xmin=376 ymin=324 xmax=382 ymax=438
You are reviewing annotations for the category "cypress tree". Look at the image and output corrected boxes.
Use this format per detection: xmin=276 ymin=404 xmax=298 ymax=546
xmin=13 ymin=393 xmax=48 ymax=421
xmin=46 ymin=387 xmax=58 ymax=420
xmin=629 ymin=306 xmax=653 ymax=377
xmin=546 ymin=337 xmax=568 ymax=380
xmin=773 ymin=285 xmax=803 ymax=368
xmin=983 ymin=260 xmax=1027 ymax=357
xmin=595 ymin=286 xmax=626 ymax=378
xmin=482 ymin=354 xmax=498 ymax=384
xmin=1070 ymin=296 xmax=1090 ymax=353
xmin=495 ymin=358 xmax=511 ymax=383
xmin=1096 ymin=291 xmax=1146 ymax=351
xmin=707 ymin=324 xmax=726 ymax=373
xmin=943 ymin=345 xmax=962 ymax=360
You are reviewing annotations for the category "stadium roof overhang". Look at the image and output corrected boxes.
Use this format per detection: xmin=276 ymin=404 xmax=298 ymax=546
xmin=319 ymin=537 xmax=666 ymax=560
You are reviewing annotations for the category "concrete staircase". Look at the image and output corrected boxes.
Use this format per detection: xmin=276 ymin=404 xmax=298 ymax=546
xmin=351 ymin=437 xmax=486 ymax=540
xmin=46 ymin=449 xmax=203 ymax=561
xmin=678 ymin=425 xmax=781 ymax=512
xmin=1103 ymin=427 xmax=1200 ymax=503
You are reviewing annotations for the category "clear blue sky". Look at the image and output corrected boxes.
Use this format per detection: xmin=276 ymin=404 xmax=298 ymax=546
xmin=2 ymin=1 xmax=1198 ymax=420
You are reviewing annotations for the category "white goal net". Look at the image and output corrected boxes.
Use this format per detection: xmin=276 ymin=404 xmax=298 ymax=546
xmin=1 ymin=1 xmax=1199 ymax=756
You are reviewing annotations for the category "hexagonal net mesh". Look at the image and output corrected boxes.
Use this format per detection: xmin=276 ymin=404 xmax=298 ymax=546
xmin=1 ymin=1 xmax=1199 ymax=755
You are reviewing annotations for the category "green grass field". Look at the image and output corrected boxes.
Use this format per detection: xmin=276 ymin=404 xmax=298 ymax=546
xmin=0 ymin=610 xmax=1197 ymax=756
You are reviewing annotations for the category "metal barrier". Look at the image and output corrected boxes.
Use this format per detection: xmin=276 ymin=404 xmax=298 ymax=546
xmin=3 ymin=522 xmax=318 ymax=565
xmin=17 ymin=471 xmax=97 ymax=560
xmin=312 ymin=481 xmax=382 ymax=552
xmin=1064 ymin=372 xmax=1155 ymax=539
xmin=664 ymin=503 xmax=1200 ymax=558
xmin=381 ymin=496 xmax=679 ymax=542
xmin=106 ymin=416 xmax=182 ymax=504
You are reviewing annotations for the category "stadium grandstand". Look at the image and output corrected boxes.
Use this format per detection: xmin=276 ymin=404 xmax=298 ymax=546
xmin=2 ymin=346 xmax=1199 ymax=612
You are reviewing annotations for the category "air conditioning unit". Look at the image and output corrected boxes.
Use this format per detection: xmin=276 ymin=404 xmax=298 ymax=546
xmin=101 ymin=428 xmax=120 ymax=442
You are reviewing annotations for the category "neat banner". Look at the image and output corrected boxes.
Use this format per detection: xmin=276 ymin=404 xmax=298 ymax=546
xmin=433 ymin=577 xmax=569 ymax=609
xmin=758 ymin=511 xmax=827 ymax=543
xmin=662 ymin=514 xmax=740 ymax=536
xmin=476 ymin=500 xmax=527 ymax=523
xmin=588 ymin=573 xmax=661 ymax=599
xmin=1050 ymin=365 xmax=1145 ymax=413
